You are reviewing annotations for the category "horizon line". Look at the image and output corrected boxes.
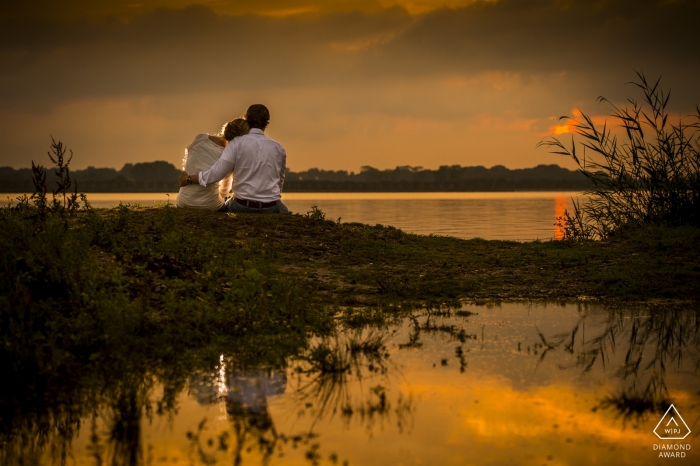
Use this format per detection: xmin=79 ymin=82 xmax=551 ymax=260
xmin=0 ymin=162 xmax=579 ymax=172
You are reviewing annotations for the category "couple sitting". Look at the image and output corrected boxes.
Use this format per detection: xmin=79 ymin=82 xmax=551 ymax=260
xmin=177 ymin=104 xmax=288 ymax=213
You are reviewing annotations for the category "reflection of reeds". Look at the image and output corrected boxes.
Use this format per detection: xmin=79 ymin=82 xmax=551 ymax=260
xmin=399 ymin=310 xmax=477 ymax=350
xmin=292 ymin=330 xmax=413 ymax=434
xmin=540 ymin=306 xmax=700 ymax=424
xmin=595 ymin=392 xmax=668 ymax=426
xmin=294 ymin=330 xmax=388 ymax=422
xmin=103 ymin=376 xmax=152 ymax=466
xmin=0 ymin=403 xmax=82 ymax=466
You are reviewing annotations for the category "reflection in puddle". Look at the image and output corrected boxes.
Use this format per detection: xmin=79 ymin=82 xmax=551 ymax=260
xmin=187 ymin=364 xmax=289 ymax=465
xmin=1 ymin=303 xmax=698 ymax=465
xmin=289 ymin=330 xmax=413 ymax=434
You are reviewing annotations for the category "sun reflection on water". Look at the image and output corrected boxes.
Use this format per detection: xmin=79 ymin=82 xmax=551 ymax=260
xmin=554 ymin=196 xmax=568 ymax=240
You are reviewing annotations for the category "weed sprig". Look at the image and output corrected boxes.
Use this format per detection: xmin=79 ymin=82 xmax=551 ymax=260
xmin=16 ymin=137 xmax=90 ymax=222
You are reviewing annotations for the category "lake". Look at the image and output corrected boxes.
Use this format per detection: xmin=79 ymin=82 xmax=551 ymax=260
xmin=3 ymin=303 xmax=697 ymax=465
xmin=5 ymin=192 xmax=585 ymax=241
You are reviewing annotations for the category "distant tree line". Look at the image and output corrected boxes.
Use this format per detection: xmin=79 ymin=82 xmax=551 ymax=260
xmin=284 ymin=164 xmax=592 ymax=192
xmin=0 ymin=162 xmax=592 ymax=193
xmin=0 ymin=161 xmax=181 ymax=193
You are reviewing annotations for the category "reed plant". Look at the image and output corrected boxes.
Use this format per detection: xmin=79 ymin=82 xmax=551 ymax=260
xmin=540 ymin=72 xmax=700 ymax=239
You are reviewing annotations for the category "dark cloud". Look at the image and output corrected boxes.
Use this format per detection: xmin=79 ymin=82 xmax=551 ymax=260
xmin=1 ymin=0 xmax=698 ymax=114
xmin=0 ymin=6 xmax=412 ymax=110
xmin=1 ymin=0 xmax=389 ymax=21
xmin=369 ymin=0 xmax=700 ymax=102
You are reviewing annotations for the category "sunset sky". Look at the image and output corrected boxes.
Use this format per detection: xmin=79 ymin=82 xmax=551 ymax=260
xmin=1 ymin=0 xmax=698 ymax=171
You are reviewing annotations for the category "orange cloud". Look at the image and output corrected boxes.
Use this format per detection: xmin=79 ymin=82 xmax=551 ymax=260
xmin=382 ymin=0 xmax=499 ymax=15
xmin=550 ymin=124 xmax=571 ymax=135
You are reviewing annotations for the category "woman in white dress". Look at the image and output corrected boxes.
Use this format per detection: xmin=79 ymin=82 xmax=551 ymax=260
xmin=176 ymin=118 xmax=249 ymax=211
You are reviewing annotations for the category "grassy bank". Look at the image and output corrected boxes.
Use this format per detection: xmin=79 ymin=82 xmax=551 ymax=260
xmin=149 ymin=207 xmax=700 ymax=306
xmin=4 ymin=204 xmax=698 ymax=356
xmin=31 ymin=206 xmax=700 ymax=307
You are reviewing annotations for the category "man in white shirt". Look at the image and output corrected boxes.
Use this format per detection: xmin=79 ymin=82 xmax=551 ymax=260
xmin=179 ymin=104 xmax=288 ymax=213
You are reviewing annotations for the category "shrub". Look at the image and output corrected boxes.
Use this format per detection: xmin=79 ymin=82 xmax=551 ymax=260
xmin=540 ymin=72 xmax=700 ymax=239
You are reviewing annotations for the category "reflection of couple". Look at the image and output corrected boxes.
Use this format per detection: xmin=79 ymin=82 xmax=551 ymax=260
xmin=177 ymin=104 xmax=288 ymax=213
xmin=189 ymin=367 xmax=287 ymax=413
xmin=188 ymin=366 xmax=287 ymax=461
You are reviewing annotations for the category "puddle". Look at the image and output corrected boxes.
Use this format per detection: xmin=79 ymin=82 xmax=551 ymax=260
xmin=2 ymin=303 xmax=698 ymax=465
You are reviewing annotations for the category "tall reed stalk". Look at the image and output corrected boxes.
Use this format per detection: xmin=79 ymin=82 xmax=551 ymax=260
xmin=540 ymin=72 xmax=700 ymax=239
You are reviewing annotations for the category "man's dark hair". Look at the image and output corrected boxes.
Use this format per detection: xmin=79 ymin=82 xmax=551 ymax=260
xmin=246 ymin=104 xmax=270 ymax=130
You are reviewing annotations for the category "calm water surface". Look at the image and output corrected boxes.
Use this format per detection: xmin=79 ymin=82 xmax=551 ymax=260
xmin=283 ymin=192 xmax=582 ymax=241
xmin=5 ymin=303 xmax=698 ymax=465
xmin=6 ymin=192 xmax=585 ymax=241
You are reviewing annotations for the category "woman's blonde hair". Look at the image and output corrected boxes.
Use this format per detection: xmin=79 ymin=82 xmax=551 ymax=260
xmin=182 ymin=118 xmax=250 ymax=170
xmin=220 ymin=118 xmax=250 ymax=141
